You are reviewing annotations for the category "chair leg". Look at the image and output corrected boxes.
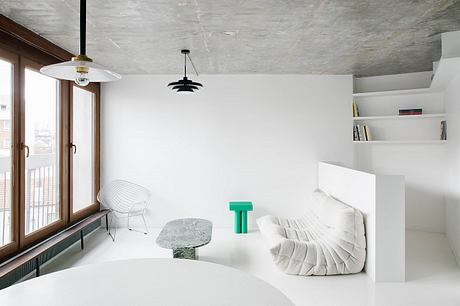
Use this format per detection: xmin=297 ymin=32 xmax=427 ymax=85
xmin=126 ymin=214 xmax=148 ymax=235
xmin=108 ymin=213 xmax=117 ymax=242
xmin=141 ymin=214 xmax=148 ymax=235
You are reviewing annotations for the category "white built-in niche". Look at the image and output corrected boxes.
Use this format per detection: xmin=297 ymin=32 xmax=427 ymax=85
xmin=352 ymin=31 xmax=460 ymax=144
xmin=352 ymin=88 xmax=446 ymax=144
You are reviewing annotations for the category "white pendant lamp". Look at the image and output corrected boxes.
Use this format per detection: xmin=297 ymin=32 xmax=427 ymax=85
xmin=40 ymin=0 xmax=121 ymax=86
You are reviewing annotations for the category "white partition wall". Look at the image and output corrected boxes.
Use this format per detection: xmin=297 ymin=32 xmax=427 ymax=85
xmin=318 ymin=162 xmax=405 ymax=282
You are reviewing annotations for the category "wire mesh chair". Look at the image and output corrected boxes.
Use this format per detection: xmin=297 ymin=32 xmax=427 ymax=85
xmin=97 ymin=180 xmax=151 ymax=241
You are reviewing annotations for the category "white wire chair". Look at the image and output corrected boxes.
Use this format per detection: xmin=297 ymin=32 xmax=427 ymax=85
xmin=97 ymin=180 xmax=151 ymax=241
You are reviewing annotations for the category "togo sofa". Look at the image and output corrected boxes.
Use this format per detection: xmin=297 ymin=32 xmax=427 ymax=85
xmin=257 ymin=189 xmax=366 ymax=275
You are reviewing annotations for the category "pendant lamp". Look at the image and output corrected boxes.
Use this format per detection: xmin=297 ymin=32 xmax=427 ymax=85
xmin=40 ymin=0 xmax=121 ymax=86
xmin=168 ymin=49 xmax=203 ymax=93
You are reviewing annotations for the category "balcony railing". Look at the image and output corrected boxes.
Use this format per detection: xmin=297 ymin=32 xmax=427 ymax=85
xmin=0 ymin=154 xmax=59 ymax=246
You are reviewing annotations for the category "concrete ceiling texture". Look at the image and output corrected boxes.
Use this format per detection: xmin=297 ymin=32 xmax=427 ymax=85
xmin=0 ymin=0 xmax=460 ymax=76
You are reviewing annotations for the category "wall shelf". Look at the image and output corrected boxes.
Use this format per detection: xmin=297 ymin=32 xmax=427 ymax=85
xmin=352 ymin=88 xmax=434 ymax=98
xmin=353 ymin=140 xmax=447 ymax=144
xmin=353 ymin=114 xmax=446 ymax=121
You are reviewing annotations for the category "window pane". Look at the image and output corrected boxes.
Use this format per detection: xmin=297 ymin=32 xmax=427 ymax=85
xmin=0 ymin=59 xmax=13 ymax=247
xmin=72 ymin=86 xmax=95 ymax=213
xmin=24 ymin=68 xmax=60 ymax=235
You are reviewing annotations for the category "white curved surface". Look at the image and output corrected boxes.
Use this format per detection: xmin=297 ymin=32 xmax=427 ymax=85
xmin=0 ymin=258 xmax=294 ymax=306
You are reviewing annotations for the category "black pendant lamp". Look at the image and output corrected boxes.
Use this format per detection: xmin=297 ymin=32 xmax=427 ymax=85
xmin=168 ymin=49 xmax=203 ymax=93
xmin=40 ymin=0 xmax=121 ymax=86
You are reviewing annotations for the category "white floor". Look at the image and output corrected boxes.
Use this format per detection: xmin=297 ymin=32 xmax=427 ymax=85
xmin=34 ymin=227 xmax=460 ymax=306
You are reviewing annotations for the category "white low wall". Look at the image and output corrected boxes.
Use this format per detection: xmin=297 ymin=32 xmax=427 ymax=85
xmin=318 ymin=162 xmax=405 ymax=282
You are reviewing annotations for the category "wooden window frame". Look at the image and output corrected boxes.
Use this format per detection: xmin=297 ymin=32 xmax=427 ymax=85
xmin=0 ymin=15 xmax=101 ymax=262
xmin=69 ymin=83 xmax=101 ymax=222
xmin=18 ymin=57 xmax=68 ymax=249
xmin=0 ymin=48 xmax=20 ymax=259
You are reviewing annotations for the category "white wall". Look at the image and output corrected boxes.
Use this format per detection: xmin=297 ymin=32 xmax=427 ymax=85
xmin=354 ymin=72 xmax=447 ymax=233
xmin=445 ymin=73 xmax=460 ymax=265
xmin=101 ymin=75 xmax=353 ymax=227
xmin=318 ymin=162 xmax=405 ymax=282
xmin=356 ymin=145 xmax=446 ymax=232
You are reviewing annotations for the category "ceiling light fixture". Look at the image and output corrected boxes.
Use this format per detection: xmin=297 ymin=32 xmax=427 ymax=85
xmin=168 ymin=49 xmax=203 ymax=93
xmin=40 ymin=0 xmax=121 ymax=86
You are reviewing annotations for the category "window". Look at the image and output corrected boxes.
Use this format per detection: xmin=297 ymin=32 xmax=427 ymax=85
xmin=0 ymin=58 xmax=13 ymax=249
xmin=23 ymin=68 xmax=60 ymax=235
xmin=3 ymin=139 xmax=10 ymax=149
xmin=71 ymin=86 xmax=96 ymax=214
xmin=3 ymin=120 xmax=10 ymax=131
xmin=0 ymin=20 xmax=100 ymax=261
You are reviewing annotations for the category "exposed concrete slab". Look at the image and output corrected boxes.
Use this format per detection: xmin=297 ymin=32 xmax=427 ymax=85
xmin=0 ymin=0 xmax=459 ymax=76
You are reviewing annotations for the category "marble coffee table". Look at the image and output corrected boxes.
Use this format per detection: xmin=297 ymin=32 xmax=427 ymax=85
xmin=156 ymin=218 xmax=212 ymax=259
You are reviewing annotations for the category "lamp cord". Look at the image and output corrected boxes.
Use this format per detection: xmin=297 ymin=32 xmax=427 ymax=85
xmin=184 ymin=52 xmax=187 ymax=77
xmin=187 ymin=54 xmax=199 ymax=76
xmin=80 ymin=0 xmax=86 ymax=55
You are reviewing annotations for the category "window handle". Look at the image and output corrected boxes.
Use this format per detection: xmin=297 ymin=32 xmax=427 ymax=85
xmin=21 ymin=143 xmax=30 ymax=158
xmin=70 ymin=143 xmax=77 ymax=154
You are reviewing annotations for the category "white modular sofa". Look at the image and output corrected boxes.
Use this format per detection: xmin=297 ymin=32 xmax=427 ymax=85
xmin=257 ymin=189 xmax=366 ymax=275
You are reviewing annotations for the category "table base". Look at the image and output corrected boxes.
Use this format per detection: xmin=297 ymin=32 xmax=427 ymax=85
xmin=173 ymin=248 xmax=197 ymax=260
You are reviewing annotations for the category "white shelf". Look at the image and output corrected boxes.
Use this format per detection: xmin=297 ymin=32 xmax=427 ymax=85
xmin=353 ymin=140 xmax=447 ymax=144
xmin=430 ymin=57 xmax=460 ymax=91
xmin=352 ymin=87 xmax=434 ymax=98
xmin=353 ymin=114 xmax=446 ymax=121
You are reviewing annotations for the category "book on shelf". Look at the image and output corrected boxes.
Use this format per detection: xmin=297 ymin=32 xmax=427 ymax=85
xmin=360 ymin=125 xmax=366 ymax=141
xmin=353 ymin=124 xmax=372 ymax=141
xmin=353 ymin=125 xmax=359 ymax=141
xmin=352 ymin=99 xmax=360 ymax=117
xmin=364 ymin=125 xmax=372 ymax=141
xmin=353 ymin=125 xmax=358 ymax=141
xmin=440 ymin=120 xmax=447 ymax=140
xmin=399 ymin=108 xmax=422 ymax=116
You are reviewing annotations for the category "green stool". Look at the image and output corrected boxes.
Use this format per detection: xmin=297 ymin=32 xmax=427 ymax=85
xmin=229 ymin=201 xmax=253 ymax=234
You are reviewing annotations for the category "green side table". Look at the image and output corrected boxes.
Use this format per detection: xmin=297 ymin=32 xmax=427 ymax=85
xmin=229 ymin=201 xmax=253 ymax=234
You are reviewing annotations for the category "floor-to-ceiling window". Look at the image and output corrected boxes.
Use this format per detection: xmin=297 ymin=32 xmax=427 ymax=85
xmin=23 ymin=67 xmax=60 ymax=235
xmin=70 ymin=84 xmax=99 ymax=220
xmin=0 ymin=56 xmax=14 ymax=250
xmin=0 ymin=20 xmax=100 ymax=261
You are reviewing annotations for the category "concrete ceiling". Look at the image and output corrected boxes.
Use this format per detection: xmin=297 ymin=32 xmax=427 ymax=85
xmin=1 ymin=0 xmax=460 ymax=76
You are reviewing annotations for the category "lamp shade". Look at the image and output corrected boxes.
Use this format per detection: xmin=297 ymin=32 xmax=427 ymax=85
xmin=168 ymin=49 xmax=202 ymax=93
xmin=40 ymin=60 xmax=121 ymax=82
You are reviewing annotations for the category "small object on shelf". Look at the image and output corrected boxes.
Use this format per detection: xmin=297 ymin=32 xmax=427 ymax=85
xmin=440 ymin=120 xmax=447 ymax=140
xmin=399 ymin=108 xmax=422 ymax=116
xmin=364 ymin=125 xmax=372 ymax=141
xmin=354 ymin=125 xmax=362 ymax=141
xmin=360 ymin=125 xmax=366 ymax=141
xmin=352 ymin=99 xmax=360 ymax=117
xmin=353 ymin=124 xmax=371 ymax=141
xmin=353 ymin=126 xmax=358 ymax=141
